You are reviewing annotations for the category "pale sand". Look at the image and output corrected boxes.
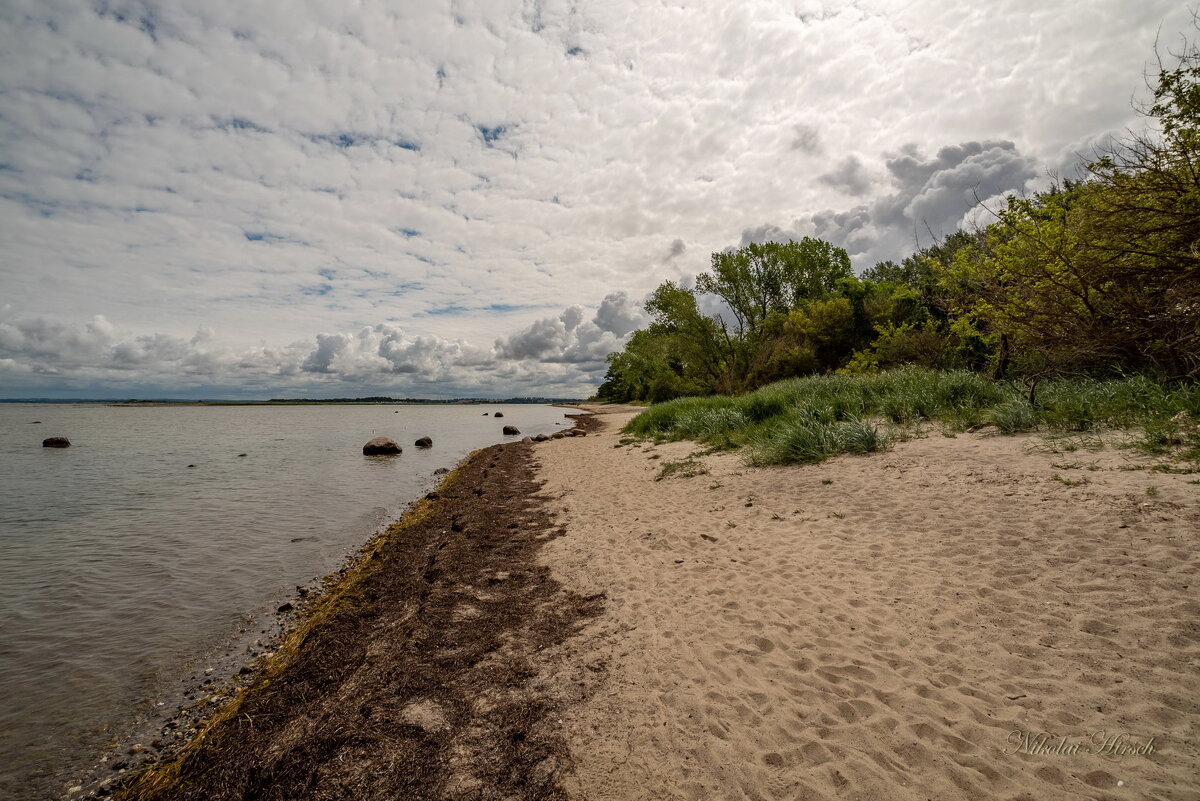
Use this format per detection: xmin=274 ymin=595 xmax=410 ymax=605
xmin=535 ymin=408 xmax=1200 ymax=801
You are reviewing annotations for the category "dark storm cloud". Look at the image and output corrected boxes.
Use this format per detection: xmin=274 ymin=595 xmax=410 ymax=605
xmin=818 ymin=155 xmax=871 ymax=196
xmin=743 ymin=140 xmax=1039 ymax=267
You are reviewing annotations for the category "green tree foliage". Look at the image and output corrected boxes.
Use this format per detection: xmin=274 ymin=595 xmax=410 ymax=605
xmin=944 ymin=37 xmax=1200 ymax=380
xmin=597 ymin=35 xmax=1199 ymax=401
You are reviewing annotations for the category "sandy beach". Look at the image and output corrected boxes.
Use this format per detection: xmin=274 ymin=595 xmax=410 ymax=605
xmin=536 ymin=406 xmax=1200 ymax=801
xmin=105 ymin=406 xmax=1199 ymax=801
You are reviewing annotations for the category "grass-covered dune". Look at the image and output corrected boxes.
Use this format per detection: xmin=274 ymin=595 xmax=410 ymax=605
xmin=623 ymin=367 xmax=1200 ymax=466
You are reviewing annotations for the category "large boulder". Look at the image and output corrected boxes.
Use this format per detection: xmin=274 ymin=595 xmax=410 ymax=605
xmin=42 ymin=436 xmax=70 ymax=448
xmin=502 ymin=425 xmax=520 ymax=435
xmin=414 ymin=436 xmax=433 ymax=448
xmin=362 ymin=436 xmax=402 ymax=455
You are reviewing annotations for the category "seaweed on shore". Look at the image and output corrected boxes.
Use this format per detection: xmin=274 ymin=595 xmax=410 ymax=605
xmin=112 ymin=433 xmax=604 ymax=801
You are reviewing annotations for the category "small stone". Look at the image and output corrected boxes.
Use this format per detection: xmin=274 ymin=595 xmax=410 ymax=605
xmin=237 ymin=453 xmax=247 ymax=457
xmin=433 ymin=467 xmax=449 ymax=475
xmin=494 ymin=412 xmax=504 ymax=417
xmin=42 ymin=436 xmax=70 ymax=448
xmin=277 ymin=602 xmax=294 ymax=613
xmin=128 ymin=744 xmax=147 ymax=755
xmin=414 ymin=436 xmax=433 ymax=448
xmin=521 ymin=436 xmax=533 ymax=443
xmin=502 ymin=425 xmax=520 ymax=435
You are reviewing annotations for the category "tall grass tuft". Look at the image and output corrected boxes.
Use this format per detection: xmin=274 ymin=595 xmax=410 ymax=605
xmin=837 ymin=418 xmax=890 ymax=454
xmin=623 ymin=367 xmax=1200 ymax=465
xmin=748 ymin=416 xmax=841 ymax=465
xmin=989 ymin=400 xmax=1036 ymax=434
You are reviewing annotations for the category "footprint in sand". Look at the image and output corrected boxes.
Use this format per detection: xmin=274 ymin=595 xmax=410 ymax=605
xmin=746 ymin=636 xmax=775 ymax=653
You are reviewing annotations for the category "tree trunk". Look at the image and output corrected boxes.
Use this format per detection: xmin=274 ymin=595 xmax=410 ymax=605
xmin=993 ymin=333 xmax=1010 ymax=380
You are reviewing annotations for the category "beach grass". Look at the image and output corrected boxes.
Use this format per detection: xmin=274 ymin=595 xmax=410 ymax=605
xmin=623 ymin=367 xmax=1200 ymax=466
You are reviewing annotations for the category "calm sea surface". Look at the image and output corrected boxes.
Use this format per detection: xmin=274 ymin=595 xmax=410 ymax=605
xmin=0 ymin=403 xmax=572 ymax=800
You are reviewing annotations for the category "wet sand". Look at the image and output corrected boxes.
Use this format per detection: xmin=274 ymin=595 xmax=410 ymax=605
xmin=110 ymin=422 xmax=604 ymax=801
xmin=537 ymin=407 xmax=1200 ymax=801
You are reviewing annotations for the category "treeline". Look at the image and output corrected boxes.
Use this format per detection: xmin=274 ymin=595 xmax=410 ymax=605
xmin=598 ymin=39 xmax=1199 ymax=403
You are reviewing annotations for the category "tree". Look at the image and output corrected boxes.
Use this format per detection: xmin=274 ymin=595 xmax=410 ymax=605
xmin=946 ymin=35 xmax=1200 ymax=380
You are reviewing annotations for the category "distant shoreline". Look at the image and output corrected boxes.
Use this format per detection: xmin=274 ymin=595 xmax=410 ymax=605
xmin=1 ymin=398 xmax=587 ymax=406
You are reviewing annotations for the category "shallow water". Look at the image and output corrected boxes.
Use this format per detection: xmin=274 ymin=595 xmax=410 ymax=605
xmin=0 ymin=403 xmax=571 ymax=800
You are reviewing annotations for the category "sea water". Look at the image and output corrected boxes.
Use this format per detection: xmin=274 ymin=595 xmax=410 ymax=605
xmin=0 ymin=402 xmax=572 ymax=799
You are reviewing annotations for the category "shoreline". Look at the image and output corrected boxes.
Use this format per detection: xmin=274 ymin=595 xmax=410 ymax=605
xmin=74 ymin=406 xmax=1199 ymax=800
xmin=87 ymin=412 xmax=602 ymax=800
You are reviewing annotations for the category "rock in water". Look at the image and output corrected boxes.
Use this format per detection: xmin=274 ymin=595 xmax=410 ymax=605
xmin=494 ymin=412 xmax=504 ymax=417
xmin=433 ymin=467 xmax=450 ymax=475
xmin=502 ymin=425 xmax=520 ymax=435
xmin=42 ymin=436 xmax=70 ymax=448
xmin=414 ymin=436 xmax=433 ymax=448
xmin=363 ymin=436 xmax=402 ymax=455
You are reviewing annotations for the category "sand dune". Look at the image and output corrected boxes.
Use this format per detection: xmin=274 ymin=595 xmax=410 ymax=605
xmin=535 ymin=409 xmax=1200 ymax=801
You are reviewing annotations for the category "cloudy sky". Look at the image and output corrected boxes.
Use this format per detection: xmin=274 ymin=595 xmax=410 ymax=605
xmin=0 ymin=0 xmax=1191 ymax=398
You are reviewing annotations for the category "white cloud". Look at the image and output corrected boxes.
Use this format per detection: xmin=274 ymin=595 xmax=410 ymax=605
xmin=0 ymin=292 xmax=648 ymax=397
xmin=0 ymin=0 xmax=1193 ymax=394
